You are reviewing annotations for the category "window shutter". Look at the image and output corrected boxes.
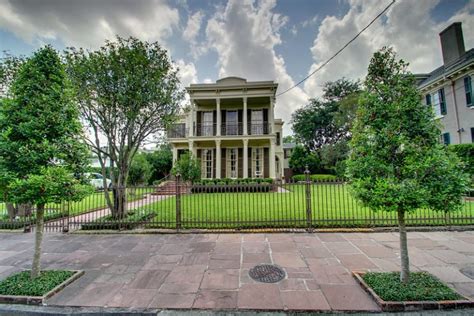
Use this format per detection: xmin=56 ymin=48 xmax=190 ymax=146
xmin=465 ymin=76 xmax=472 ymax=106
xmin=221 ymin=148 xmax=226 ymax=178
xmin=425 ymin=94 xmax=431 ymax=106
xmin=442 ymin=132 xmax=450 ymax=145
xmin=248 ymin=147 xmax=252 ymax=178
xmin=264 ymin=148 xmax=269 ymax=178
xmin=238 ymin=148 xmax=243 ymax=178
xmin=439 ymin=89 xmax=447 ymax=115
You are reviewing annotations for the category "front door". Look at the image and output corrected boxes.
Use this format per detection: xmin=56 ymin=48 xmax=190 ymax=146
xmin=226 ymin=148 xmax=238 ymax=178
xmin=226 ymin=111 xmax=238 ymax=135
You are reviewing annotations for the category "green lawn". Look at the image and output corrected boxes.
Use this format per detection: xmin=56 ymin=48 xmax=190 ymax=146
xmin=138 ymin=184 xmax=474 ymax=229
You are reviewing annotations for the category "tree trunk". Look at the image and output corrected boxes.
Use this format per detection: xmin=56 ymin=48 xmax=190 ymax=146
xmin=6 ymin=203 xmax=17 ymax=220
xmin=398 ymin=210 xmax=409 ymax=284
xmin=112 ymin=184 xmax=127 ymax=220
xmin=31 ymin=204 xmax=45 ymax=279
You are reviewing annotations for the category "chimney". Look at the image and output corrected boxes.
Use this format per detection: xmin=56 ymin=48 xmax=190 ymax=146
xmin=439 ymin=22 xmax=465 ymax=66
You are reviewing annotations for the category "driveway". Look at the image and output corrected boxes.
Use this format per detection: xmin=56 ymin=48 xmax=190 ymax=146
xmin=0 ymin=231 xmax=473 ymax=311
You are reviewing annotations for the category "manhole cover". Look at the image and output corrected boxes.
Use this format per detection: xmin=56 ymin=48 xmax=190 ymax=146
xmin=249 ymin=264 xmax=285 ymax=283
xmin=460 ymin=266 xmax=474 ymax=280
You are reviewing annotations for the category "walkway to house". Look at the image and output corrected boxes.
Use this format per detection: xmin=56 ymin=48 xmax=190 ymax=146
xmin=0 ymin=231 xmax=472 ymax=311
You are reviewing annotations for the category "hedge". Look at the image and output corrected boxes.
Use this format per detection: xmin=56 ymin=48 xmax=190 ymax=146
xmin=193 ymin=178 xmax=273 ymax=185
xmin=191 ymin=183 xmax=274 ymax=193
xmin=292 ymin=174 xmax=339 ymax=182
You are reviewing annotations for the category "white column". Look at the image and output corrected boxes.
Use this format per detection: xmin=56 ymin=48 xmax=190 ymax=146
xmin=243 ymin=97 xmax=248 ymax=135
xmin=269 ymin=139 xmax=276 ymax=179
xmin=216 ymin=98 xmax=221 ymax=136
xmin=269 ymin=97 xmax=275 ymax=134
xmin=189 ymin=98 xmax=195 ymax=137
xmin=243 ymin=139 xmax=248 ymax=178
xmin=172 ymin=146 xmax=178 ymax=163
xmin=188 ymin=140 xmax=196 ymax=157
xmin=215 ymin=140 xmax=221 ymax=179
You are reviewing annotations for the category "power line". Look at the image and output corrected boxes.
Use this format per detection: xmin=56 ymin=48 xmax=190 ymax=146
xmin=276 ymin=0 xmax=396 ymax=97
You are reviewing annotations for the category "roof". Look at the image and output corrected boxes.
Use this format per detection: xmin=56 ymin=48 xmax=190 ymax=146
xmin=187 ymin=77 xmax=278 ymax=91
xmin=283 ymin=143 xmax=296 ymax=149
xmin=417 ymin=48 xmax=474 ymax=89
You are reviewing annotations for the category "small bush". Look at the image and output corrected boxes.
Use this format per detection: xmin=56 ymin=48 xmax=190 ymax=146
xmin=292 ymin=174 xmax=339 ymax=182
xmin=0 ymin=270 xmax=75 ymax=296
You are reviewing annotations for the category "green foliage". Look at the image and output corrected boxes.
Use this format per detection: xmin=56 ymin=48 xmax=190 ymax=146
xmin=0 ymin=53 xmax=25 ymax=98
xmin=291 ymin=78 xmax=360 ymax=151
xmin=362 ymin=272 xmax=462 ymax=301
xmin=0 ymin=270 xmax=75 ymax=296
xmin=289 ymin=145 xmax=322 ymax=174
xmin=145 ymin=144 xmax=173 ymax=183
xmin=128 ymin=153 xmax=152 ymax=186
xmin=319 ymin=141 xmax=349 ymax=175
xmin=347 ymin=47 xmax=469 ymax=214
xmin=0 ymin=46 xmax=90 ymax=205
xmin=292 ymin=174 xmax=338 ymax=182
xmin=172 ymin=153 xmax=201 ymax=183
xmin=282 ymin=135 xmax=295 ymax=144
xmin=195 ymin=178 xmax=273 ymax=185
xmin=449 ymin=144 xmax=474 ymax=177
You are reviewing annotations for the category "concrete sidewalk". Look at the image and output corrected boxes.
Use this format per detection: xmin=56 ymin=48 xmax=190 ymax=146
xmin=0 ymin=231 xmax=473 ymax=312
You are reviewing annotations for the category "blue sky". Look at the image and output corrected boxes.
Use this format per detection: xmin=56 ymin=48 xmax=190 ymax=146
xmin=1 ymin=0 xmax=473 ymax=134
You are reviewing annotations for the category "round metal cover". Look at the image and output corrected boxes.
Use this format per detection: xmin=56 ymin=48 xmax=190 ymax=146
xmin=249 ymin=264 xmax=285 ymax=283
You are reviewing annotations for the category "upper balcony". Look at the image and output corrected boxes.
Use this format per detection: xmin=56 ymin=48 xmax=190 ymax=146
xmin=167 ymin=122 xmax=272 ymax=139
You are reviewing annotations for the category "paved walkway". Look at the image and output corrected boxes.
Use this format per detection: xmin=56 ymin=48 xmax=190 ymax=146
xmin=0 ymin=231 xmax=473 ymax=311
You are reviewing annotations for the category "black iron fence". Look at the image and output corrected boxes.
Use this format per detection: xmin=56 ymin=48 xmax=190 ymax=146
xmin=0 ymin=175 xmax=473 ymax=232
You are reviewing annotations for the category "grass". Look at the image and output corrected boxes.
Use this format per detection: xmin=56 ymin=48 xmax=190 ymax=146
xmin=81 ymin=209 xmax=155 ymax=230
xmin=0 ymin=270 xmax=75 ymax=297
xmin=140 ymin=184 xmax=474 ymax=229
xmin=362 ymin=272 xmax=463 ymax=301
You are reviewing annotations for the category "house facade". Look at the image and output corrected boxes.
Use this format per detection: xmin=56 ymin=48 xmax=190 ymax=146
xmin=168 ymin=77 xmax=284 ymax=180
xmin=416 ymin=22 xmax=473 ymax=145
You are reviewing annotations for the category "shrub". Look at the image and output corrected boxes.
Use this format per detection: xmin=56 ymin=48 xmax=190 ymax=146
xmin=292 ymin=174 xmax=338 ymax=182
xmin=171 ymin=153 xmax=201 ymax=183
xmin=449 ymin=144 xmax=474 ymax=177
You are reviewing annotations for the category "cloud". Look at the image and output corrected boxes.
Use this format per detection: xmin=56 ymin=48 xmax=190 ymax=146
xmin=182 ymin=10 xmax=208 ymax=59
xmin=205 ymin=0 xmax=308 ymax=134
xmin=303 ymin=0 xmax=474 ymax=97
xmin=176 ymin=59 xmax=198 ymax=87
xmin=0 ymin=0 xmax=180 ymax=49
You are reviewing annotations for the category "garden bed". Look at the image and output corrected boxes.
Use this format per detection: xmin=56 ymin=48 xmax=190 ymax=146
xmin=0 ymin=270 xmax=83 ymax=305
xmin=81 ymin=210 xmax=155 ymax=230
xmin=353 ymin=271 xmax=473 ymax=311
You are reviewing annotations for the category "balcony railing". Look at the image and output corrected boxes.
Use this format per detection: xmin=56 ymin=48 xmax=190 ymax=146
xmin=194 ymin=122 xmax=271 ymax=136
xmin=167 ymin=125 xmax=188 ymax=138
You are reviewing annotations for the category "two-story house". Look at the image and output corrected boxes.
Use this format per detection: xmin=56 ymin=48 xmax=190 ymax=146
xmin=168 ymin=77 xmax=284 ymax=180
xmin=416 ymin=22 xmax=473 ymax=144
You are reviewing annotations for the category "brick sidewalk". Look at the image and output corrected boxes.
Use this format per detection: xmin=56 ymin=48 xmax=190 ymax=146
xmin=0 ymin=231 xmax=473 ymax=311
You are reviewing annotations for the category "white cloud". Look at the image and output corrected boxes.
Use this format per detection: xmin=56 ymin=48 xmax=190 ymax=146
xmin=205 ymin=0 xmax=308 ymax=134
xmin=182 ymin=10 xmax=208 ymax=59
xmin=0 ymin=0 xmax=180 ymax=49
xmin=302 ymin=14 xmax=320 ymax=28
xmin=176 ymin=59 xmax=198 ymax=88
xmin=303 ymin=0 xmax=474 ymax=97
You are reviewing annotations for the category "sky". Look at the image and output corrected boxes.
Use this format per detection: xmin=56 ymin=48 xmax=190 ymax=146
xmin=1 ymin=0 xmax=473 ymax=135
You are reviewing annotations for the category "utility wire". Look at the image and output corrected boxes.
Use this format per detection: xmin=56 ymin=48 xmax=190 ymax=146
xmin=276 ymin=0 xmax=396 ymax=97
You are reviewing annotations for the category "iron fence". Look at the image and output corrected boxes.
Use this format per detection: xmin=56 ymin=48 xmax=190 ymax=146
xmin=0 ymin=175 xmax=473 ymax=232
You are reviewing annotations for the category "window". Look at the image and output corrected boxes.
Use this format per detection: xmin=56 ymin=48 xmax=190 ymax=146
xmin=276 ymin=132 xmax=281 ymax=146
xmin=202 ymin=111 xmax=213 ymax=136
xmin=226 ymin=148 xmax=238 ymax=178
xmin=250 ymin=110 xmax=263 ymax=135
xmin=471 ymin=127 xmax=474 ymax=143
xmin=226 ymin=111 xmax=238 ymax=135
xmin=431 ymin=88 xmax=446 ymax=117
xmin=251 ymin=147 xmax=264 ymax=178
xmin=425 ymin=94 xmax=431 ymax=106
xmin=442 ymin=132 xmax=450 ymax=145
xmin=201 ymin=149 xmax=213 ymax=178
xmin=465 ymin=76 xmax=472 ymax=107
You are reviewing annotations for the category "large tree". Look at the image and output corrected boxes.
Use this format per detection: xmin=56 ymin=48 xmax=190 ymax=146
xmin=292 ymin=78 xmax=360 ymax=152
xmin=346 ymin=47 xmax=469 ymax=283
xmin=65 ymin=37 xmax=184 ymax=219
xmin=0 ymin=46 xmax=90 ymax=279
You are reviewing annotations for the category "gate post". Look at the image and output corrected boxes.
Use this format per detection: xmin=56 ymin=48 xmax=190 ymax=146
xmin=304 ymin=165 xmax=313 ymax=232
xmin=175 ymin=174 xmax=182 ymax=231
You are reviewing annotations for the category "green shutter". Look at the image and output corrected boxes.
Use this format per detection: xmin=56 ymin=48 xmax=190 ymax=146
xmin=425 ymin=94 xmax=431 ymax=106
xmin=465 ymin=76 xmax=472 ymax=106
xmin=442 ymin=132 xmax=450 ymax=145
xmin=439 ymin=89 xmax=447 ymax=115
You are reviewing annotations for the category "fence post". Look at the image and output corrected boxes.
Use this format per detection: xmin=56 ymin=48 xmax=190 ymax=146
xmin=304 ymin=165 xmax=313 ymax=232
xmin=62 ymin=200 xmax=70 ymax=233
xmin=176 ymin=174 xmax=181 ymax=231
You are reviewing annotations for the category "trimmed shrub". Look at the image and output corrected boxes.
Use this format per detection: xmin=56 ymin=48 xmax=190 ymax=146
xmin=292 ymin=174 xmax=339 ymax=182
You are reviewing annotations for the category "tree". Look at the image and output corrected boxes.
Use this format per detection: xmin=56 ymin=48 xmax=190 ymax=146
xmin=0 ymin=53 xmax=25 ymax=98
xmin=65 ymin=37 xmax=184 ymax=219
xmin=292 ymin=78 xmax=360 ymax=152
xmin=128 ymin=153 xmax=152 ymax=186
xmin=145 ymin=144 xmax=173 ymax=183
xmin=172 ymin=153 xmax=201 ymax=183
xmin=282 ymin=135 xmax=295 ymax=144
xmin=289 ymin=145 xmax=322 ymax=174
xmin=346 ymin=47 xmax=469 ymax=283
xmin=0 ymin=46 xmax=90 ymax=279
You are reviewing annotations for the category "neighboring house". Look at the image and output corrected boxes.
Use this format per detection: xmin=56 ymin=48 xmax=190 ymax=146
xmin=416 ymin=22 xmax=473 ymax=145
xmin=282 ymin=142 xmax=296 ymax=182
xmin=167 ymin=77 xmax=284 ymax=179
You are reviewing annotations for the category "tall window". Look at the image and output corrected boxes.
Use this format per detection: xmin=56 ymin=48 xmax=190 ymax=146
xmin=431 ymin=88 xmax=446 ymax=117
xmin=202 ymin=149 xmax=213 ymax=178
xmin=250 ymin=110 xmax=263 ymax=135
xmin=202 ymin=111 xmax=213 ymax=136
xmin=226 ymin=148 xmax=238 ymax=178
xmin=465 ymin=76 xmax=472 ymax=107
xmin=252 ymin=147 xmax=264 ymax=178
xmin=226 ymin=111 xmax=238 ymax=135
